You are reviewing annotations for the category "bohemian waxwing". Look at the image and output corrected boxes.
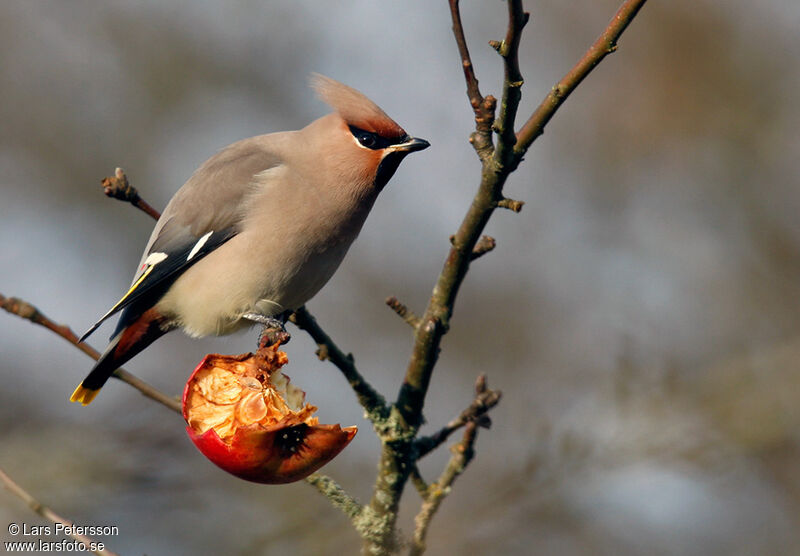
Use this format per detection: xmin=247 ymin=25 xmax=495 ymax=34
xmin=71 ymin=74 xmax=429 ymax=405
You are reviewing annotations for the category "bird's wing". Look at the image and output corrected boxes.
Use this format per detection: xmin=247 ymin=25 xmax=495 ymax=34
xmin=80 ymin=136 xmax=283 ymax=342
xmin=79 ymin=226 xmax=237 ymax=341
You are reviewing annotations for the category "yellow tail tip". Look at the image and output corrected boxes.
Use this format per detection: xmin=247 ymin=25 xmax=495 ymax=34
xmin=70 ymin=385 xmax=100 ymax=406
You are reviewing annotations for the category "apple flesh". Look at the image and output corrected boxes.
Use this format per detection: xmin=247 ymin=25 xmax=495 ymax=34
xmin=183 ymin=345 xmax=356 ymax=484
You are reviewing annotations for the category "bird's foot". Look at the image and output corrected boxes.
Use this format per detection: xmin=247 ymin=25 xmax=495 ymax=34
xmin=244 ymin=312 xmax=291 ymax=346
xmin=243 ymin=312 xmax=287 ymax=330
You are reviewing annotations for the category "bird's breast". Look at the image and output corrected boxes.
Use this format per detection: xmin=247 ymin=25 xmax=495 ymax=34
xmin=157 ymin=182 xmax=375 ymax=337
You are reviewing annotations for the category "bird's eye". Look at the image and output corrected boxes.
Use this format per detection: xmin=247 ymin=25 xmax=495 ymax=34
xmin=349 ymin=126 xmax=391 ymax=150
xmin=357 ymin=132 xmax=377 ymax=148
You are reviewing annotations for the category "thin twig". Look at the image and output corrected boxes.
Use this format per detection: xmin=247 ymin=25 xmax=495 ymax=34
xmin=0 ymin=293 xmax=181 ymax=414
xmin=515 ymin=0 xmax=649 ymax=154
xmin=0 ymin=467 xmax=120 ymax=556
xmin=409 ymin=466 xmax=429 ymax=499
xmin=415 ymin=374 xmax=501 ymax=459
xmin=101 ymin=168 xmax=162 ymax=220
xmin=470 ymin=235 xmax=497 ymax=261
xmin=290 ymin=306 xmax=389 ymax=424
xmin=448 ymin=0 xmax=483 ymax=111
xmin=386 ymin=296 xmax=421 ymax=329
xmin=305 ymin=474 xmax=363 ymax=523
xmin=448 ymin=0 xmax=495 ymax=159
xmin=409 ymin=422 xmax=479 ymax=556
xmin=493 ymin=0 xmax=529 ymax=166
xmin=497 ymin=198 xmax=524 ymax=212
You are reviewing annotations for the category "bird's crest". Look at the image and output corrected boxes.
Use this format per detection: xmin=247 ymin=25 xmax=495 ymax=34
xmin=312 ymin=73 xmax=406 ymax=139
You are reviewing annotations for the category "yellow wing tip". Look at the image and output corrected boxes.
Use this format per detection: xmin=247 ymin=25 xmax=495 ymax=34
xmin=70 ymin=385 xmax=100 ymax=406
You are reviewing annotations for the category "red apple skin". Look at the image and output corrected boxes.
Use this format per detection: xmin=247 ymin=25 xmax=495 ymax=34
xmin=185 ymin=420 xmax=357 ymax=484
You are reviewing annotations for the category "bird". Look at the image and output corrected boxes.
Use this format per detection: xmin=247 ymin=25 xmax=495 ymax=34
xmin=71 ymin=74 xmax=429 ymax=406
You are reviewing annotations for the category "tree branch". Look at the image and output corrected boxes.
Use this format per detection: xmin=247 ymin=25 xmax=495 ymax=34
xmin=493 ymin=0 xmax=529 ymax=167
xmin=0 ymin=467 xmax=120 ymax=556
xmin=496 ymin=197 xmax=524 ymax=213
xmin=101 ymin=168 xmax=161 ymax=220
xmin=515 ymin=0 xmax=649 ymax=154
xmin=305 ymin=473 xmax=363 ymax=523
xmin=409 ymin=465 xmax=430 ymax=499
xmin=409 ymin=422 xmax=479 ymax=556
xmin=289 ymin=306 xmax=390 ymax=425
xmin=362 ymin=2 xmax=648 ymax=551
xmin=385 ymin=296 xmax=421 ymax=329
xmin=398 ymin=0 xmax=647 ymax=444
xmin=414 ymin=374 xmax=501 ymax=459
xmin=448 ymin=0 xmax=495 ymax=160
xmin=0 ymin=294 xmax=181 ymax=414
xmin=469 ymin=235 xmax=497 ymax=261
xmin=397 ymin=0 xmax=525 ymax=436
xmin=448 ymin=0 xmax=482 ymax=110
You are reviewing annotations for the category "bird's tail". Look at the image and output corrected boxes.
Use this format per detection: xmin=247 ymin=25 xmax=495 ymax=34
xmin=70 ymin=308 xmax=169 ymax=406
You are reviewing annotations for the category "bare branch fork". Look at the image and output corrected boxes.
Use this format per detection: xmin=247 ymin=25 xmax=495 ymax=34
xmin=369 ymin=0 xmax=649 ymax=552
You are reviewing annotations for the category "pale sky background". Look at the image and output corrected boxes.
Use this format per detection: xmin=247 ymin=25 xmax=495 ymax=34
xmin=3 ymin=1 xmax=800 ymax=554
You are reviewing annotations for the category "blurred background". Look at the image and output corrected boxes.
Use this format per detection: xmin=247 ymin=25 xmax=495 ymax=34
xmin=2 ymin=0 xmax=800 ymax=554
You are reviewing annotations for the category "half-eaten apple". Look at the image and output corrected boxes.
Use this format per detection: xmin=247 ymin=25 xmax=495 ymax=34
xmin=183 ymin=343 xmax=356 ymax=484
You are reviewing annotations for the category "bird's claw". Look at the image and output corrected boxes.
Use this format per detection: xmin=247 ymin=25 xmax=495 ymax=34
xmin=244 ymin=312 xmax=291 ymax=346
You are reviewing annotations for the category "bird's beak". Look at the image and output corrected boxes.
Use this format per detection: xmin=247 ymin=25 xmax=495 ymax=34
xmin=389 ymin=136 xmax=430 ymax=153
